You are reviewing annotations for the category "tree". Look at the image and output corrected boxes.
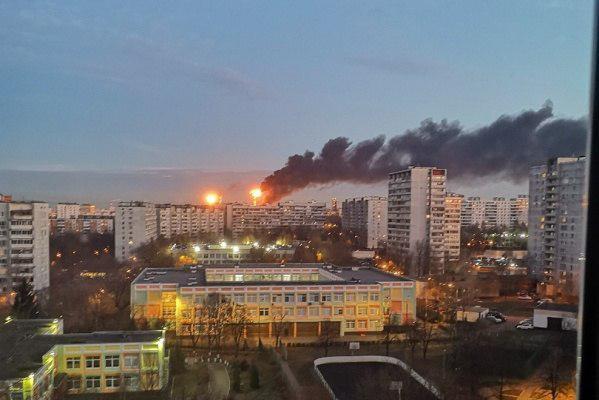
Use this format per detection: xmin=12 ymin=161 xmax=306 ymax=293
xmin=271 ymin=309 xmax=288 ymax=348
xmin=230 ymin=305 xmax=250 ymax=357
xmin=415 ymin=240 xmax=431 ymax=277
xmin=249 ymin=364 xmax=260 ymax=389
xmin=318 ymin=321 xmax=337 ymax=356
xmin=185 ymin=294 xmax=234 ymax=351
xmin=541 ymin=347 xmax=570 ymax=400
xmin=12 ymin=279 xmax=40 ymax=318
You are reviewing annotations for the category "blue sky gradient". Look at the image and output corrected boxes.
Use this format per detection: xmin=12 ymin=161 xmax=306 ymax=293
xmin=0 ymin=1 xmax=593 ymax=202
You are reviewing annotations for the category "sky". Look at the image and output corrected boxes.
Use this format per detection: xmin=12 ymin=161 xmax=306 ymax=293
xmin=0 ymin=1 xmax=594 ymax=204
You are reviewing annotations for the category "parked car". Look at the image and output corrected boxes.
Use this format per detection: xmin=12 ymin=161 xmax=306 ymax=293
xmin=518 ymin=294 xmax=533 ymax=300
xmin=486 ymin=315 xmax=503 ymax=323
xmin=488 ymin=311 xmax=507 ymax=321
xmin=516 ymin=320 xmax=534 ymax=330
xmin=517 ymin=318 xmax=532 ymax=325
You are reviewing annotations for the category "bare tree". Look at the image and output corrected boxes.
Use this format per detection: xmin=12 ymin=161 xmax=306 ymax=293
xmin=271 ymin=309 xmax=288 ymax=347
xmin=541 ymin=347 xmax=570 ymax=400
xmin=230 ymin=304 xmax=250 ymax=357
xmin=318 ymin=321 xmax=337 ymax=356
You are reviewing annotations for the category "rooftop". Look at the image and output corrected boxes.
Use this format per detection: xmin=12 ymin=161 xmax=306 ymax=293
xmin=0 ymin=319 xmax=162 ymax=380
xmin=132 ymin=263 xmax=412 ymax=287
xmin=535 ymin=303 xmax=578 ymax=313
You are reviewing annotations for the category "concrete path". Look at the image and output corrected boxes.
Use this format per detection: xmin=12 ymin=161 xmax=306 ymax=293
xmin=206 ymin=363 xmax=231 ymax=400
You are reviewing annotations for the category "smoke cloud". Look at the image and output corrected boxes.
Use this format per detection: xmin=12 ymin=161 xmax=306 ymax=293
xmin=260 ymin=102 xmax=587 ymax=202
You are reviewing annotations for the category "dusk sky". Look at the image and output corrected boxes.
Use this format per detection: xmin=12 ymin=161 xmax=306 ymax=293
xmin=0 ymin=1 xmax=593 ymax=204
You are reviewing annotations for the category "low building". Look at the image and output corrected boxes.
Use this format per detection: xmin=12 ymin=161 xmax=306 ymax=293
xmin=456 ymin=306 xmax=489 ymax=322
xmin=0 ymin=318 xmax=169 ymax=399
xmin=533 ymin=303 xmax=578 ymax=331
xmin=189 ymin=243 xmax=295 ymax=264
xmin=130 ymin=263 xmax=417 ymax=337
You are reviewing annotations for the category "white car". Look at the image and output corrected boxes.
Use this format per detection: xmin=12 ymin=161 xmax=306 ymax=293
xmin=486 ymin=315 xmax=503 ymax=323
xmin=517 ymin=294 xmax=533 ymax=300
xmin=516 ymin=321 xmax=534 ymax=330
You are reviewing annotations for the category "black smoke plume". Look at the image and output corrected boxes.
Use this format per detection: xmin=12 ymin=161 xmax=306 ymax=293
xmin=260 ymin=102 xmax=587 ymax=202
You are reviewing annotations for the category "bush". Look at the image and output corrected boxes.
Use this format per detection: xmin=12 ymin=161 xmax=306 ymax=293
xmin=249 ymin=364 xmax=260 ymax=389
xmin=240 ymin=359 xmax=249 ymax=371
xmin=231 ymin=365 xmax=241 ymax=392
xmin=258 ymin=338 xmax=264 ymax=352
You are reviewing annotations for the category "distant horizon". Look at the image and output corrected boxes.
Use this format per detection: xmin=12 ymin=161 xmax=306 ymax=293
xmin=0 ymin=167 xmax=527 ymax=207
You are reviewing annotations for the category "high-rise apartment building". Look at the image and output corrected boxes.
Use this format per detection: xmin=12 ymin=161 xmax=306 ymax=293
xmin=56 ymin=202 xmax=80 ymax=220
xmin=156 ymin=204 xmax=224 ymax=238
xmin=510 ymin=195 xmax=529 ymax=226
xmin=225 ymin=201 xmax=327 ymax=239
xmin=115 ymin=202 xmax=157 ymax=262
xmin=528 ymin=157 xmax=586 ymax=294
xmin=341 ymin=196 xmax=388 ymax=249
xmin=388 ymin=167 xmax=447 ymax=276
xmin=444 ymin=193 xmax=463 ymax=262
xmin=461 ymin=195 xmax=528 ymax=228
xmin=0 ymin=197 xmax=50 ymax=299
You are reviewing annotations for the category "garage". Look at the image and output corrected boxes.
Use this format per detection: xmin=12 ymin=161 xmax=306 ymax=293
xmin=533 ymin=303 xmax=578 ymax=331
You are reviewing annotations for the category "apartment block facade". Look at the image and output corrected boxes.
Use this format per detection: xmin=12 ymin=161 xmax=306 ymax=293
xmin=156 ymin=204 xmax=225 ymax=238
xmin=130 ymin=264 xmax=416 ymax=337
xmin=444 ymin=193 xmax=463 ymax=262
xmin=387 ymin=167 xmax=447 ymax=276
xmin=341 ymin=196 xmax=388 ymax=249
xmin=115 ymin=202 xmax=157 ymax=262
xmin=1 ymin=319 xmax=168 ymax=400
xmin=0 ymin=198 xmax=50 ymax=299
xmin=528 ymin=157 xmax=586 ymax=293
xmin=225 ymin=201 xmax=327 ymax=239
xmin=461 ymin=195 xmax=529 ymax=228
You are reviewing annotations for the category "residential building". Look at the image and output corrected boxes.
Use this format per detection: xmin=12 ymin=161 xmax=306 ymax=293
xmin=341 ymin=196 xmax=388 ymax=249
xmin=50 ymin=215 xmax=114 ymax=235
xmin=444 ymin=193 xmax=463 ymax=262
xmin=130 ymin=263 xmax=416 ymax=337
xmin=0 ymin=319 xmax=169 ymax=399
xmin=115 ymin=202 xmax=157 ymax=262
xmin=460 ymin=197 xmax=485 ymax=227
xmin=461 ymin=195 xmax=529 ymax=228
xmin=510 ymin=195 xmax=529 ymax=226
xmin=156 ymin=204 xmax=225 ymax=238
xmin=387 ymin=167 xmax=447 ymax=276
xmin=56 ymin=203 xmax=80 ymax=220
xmin=225 ymin=201 xmax=327 ymax=239
xmin=528 ymin=157 xmax=586 ymax=295
xmin=0 ymin=197 xmax=50 ymax=300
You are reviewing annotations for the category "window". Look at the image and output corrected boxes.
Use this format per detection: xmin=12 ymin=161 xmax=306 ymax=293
xmin=297 ymin=307 xmax=306 ymax=316
xmin=259 ymin=293 xmax=270 ymax=303
xmin=369 ymin=307 xmax=379 ymax=316
xmin=66 ymin=357 xmax=81 ymax=369
xmin=105 ymin=375 xmax=120 ymax=388
xmin=124 ymin=374 xmax=139 ymax=389
xmin=85 ymin=376 xmax=101 ymax=390
xmin=284 ymin=307 xmax=294 ymax=316
xmin=105 ymin=354 xmax=120 ymax=368
xmin=321 ymin=293 xmax=331 ymax=302
xmin=259 ymin=307 xmax=269 ymax=316
xmin=345 ymin=293 xmax=355 ymax=302
xmin=370 ymin=293 xmax=380 ymax=301
xmin=247 ymin=293 xmax=258 ymax=303
xmin=308 ymin=307 xmax=319 ymax=316
xmin=357 ymin=306 xmax=367 ymax=315
xmin=297 ymin=293 xmax=307 ymax=302
xmin=308 ymin=293 xmax=319 ymax=302
xmin=334 ymin=307 xmax=343 ymax=315
xmin=357 ymin=320 xmax=367 ymax=329
xmin=272 ymin=294 xmax=282 ymax=303
xmin=284 ymin=293 xmax=295 ymax=303
xmin=333 ymin=292 xmax=343 ymax=302
xmin=67 ymin=376 xmax=81 ymax=390
xmin=124 ymin=354 xmax=139 ymax=368
xmin=85 ymin=356 xmax=100 ymax=368
xmin=233 ymin=293 xmax=245 ymax=304
xmin=322 ymin=307 xmax=331 ymax=316
xmin=358 ymin=293 xmax=368 ymax=302
xmin=346 ymin=320 xmax=355 ymax=329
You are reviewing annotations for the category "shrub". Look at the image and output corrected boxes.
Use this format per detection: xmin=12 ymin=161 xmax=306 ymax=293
xmin=249 ymin=364 xmax=260 ymax=389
